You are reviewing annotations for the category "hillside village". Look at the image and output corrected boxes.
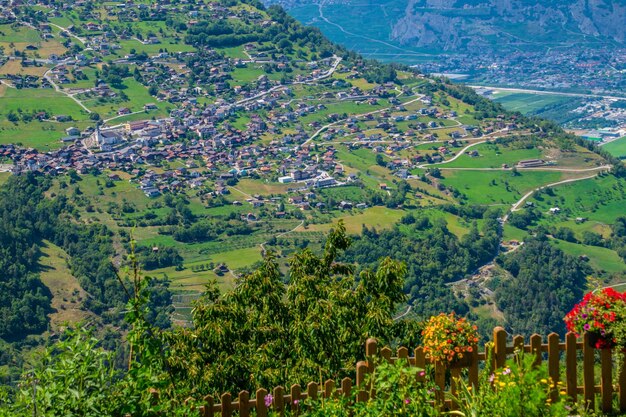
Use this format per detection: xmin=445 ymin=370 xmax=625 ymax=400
xmin=2 ymin=2 xmax=626 ymax=414
xmin=0 ymin=0 xmax=624 ymax=343
xmin=0 ymin=0 xmax=528 ymax=213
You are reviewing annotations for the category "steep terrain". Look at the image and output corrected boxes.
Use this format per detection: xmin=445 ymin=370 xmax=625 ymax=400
xmin=269 ymin=0 xmax=626 ymax=100
xmin=0 ymin=0 xmax=625 ymax=362
xmin=269 ymin=0 xmax=626 ymax=51
xmin=391 ymin=0 xmax=626 ymax=51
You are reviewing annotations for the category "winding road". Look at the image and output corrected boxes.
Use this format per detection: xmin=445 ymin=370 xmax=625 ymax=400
xmin=43 ymin=66 xmax=92 ymax=113
xmin=502 ymin=171 xmax=609 ymax=222
xmin=303 ymin=94 xmax=426 ymax=146
xmin=49 ymin=23 xmax=87 ymax=45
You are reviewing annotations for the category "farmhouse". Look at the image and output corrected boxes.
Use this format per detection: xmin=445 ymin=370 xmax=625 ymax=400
xmin=517 ymin=159 xmax=545 ymax=168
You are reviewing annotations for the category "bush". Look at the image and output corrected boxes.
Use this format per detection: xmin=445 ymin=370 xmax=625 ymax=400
xmin=450 ymin=352 xmax=575 ymax=417
xmin=299 ymin=360 xmax=438 ymax=417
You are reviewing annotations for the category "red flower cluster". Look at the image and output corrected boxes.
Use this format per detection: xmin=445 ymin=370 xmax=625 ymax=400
xmin=564 ymin=288 xmax=626 ymax=348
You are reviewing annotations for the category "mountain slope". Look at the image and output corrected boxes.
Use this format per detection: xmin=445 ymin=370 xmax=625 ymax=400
xmin=391 ymin=0 xmax=626 ymax=51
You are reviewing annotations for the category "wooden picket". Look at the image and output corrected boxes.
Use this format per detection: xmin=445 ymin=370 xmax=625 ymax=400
xmin=197 ymin=327 xmax=626 ymax=416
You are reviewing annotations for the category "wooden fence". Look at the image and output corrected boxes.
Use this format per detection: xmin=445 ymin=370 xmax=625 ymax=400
xmin=197 ymin=327 xmax=626 ymax=416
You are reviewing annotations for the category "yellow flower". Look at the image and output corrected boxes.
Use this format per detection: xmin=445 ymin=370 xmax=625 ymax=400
xmin=540 ymin=379 xmax=547 ymax=384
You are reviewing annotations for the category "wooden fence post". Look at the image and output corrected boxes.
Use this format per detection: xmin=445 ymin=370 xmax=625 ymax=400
xmin=600 ymin=349 xmax=612 ymax=413
xmin=547 ymin=333 xmax=560 ymax=404
xmin=307 ymin=382 xmax=318 ymax=401
xmin=513 ymin=335 xmax=524 ymax=360
xmin=324 ymin=379 xmax=335 ymax=398
xmin=290 ymin=384 xmax=301 ymax=411
xmin=201 ymin=395 xmax=214 ymax=417
xmin=493 ymin=327 xmax=507 ymax=369
xmin=380 ymin=347 xmax=392 ymax=363
xmin=434 ymin=361 xmax=445 ymax=407
xmin=530 ymin=334 xmax=542 ymax=367
xmin=397 ymin=347 xmax=409 ymax=364
xmin=356 ymin=360 xmax=367 ymax=385
xmin=365 ymin=338 xmax=377 ymax=361
xmin=583 ymin=333 xmax=595 ymax=410
xmin=239 ymin=391 xmax=250 ymax=417
xmin=415 ymin=347 xmax=426 ymax=383
xmin=256 ymin=388 xmax=268 ymax=417
xmin=565 ymin=332 xmax=577 ymax=403
xmin=450 ymin=366 xmax=461 ymax=410
xmin=341 ymin=377 xmax=352 ymax=399
xmin=618 ymin=348 xmax=626 ymax=412
xmin=468 ymin=345 xmax=479 ymax=390
xmin=221 ymin=392 xmax=232 ymax=417
xmin=484 ymin=342 xmax=495 ymax=373
xmin=273 ymin=386 xmax=285 ymax=415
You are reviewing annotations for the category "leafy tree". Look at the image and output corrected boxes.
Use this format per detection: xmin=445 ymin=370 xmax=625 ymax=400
xmin=162 ymin=221 xmax=409 ymax=397
xmin=8 ymin=327 xmax=120 ymax=416
xmin=495 ymin=236 xmax=589 ymax=335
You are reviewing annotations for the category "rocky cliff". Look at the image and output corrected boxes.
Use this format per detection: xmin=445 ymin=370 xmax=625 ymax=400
xmin=391 ymin=0 xmax=625 ymax=51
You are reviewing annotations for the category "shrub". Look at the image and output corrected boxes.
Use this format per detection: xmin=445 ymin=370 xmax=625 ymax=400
xmin=449 ymin=352 xmax=574 ymax=417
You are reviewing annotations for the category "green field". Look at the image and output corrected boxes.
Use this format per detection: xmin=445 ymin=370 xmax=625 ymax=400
xmin=442 ymin=143 xmax=543 ymax=168
xmin=502 ymin=224 xmax=529 ymax=242
xmin=531 ymin=175 xmax=626 ymax=226
xmin=299 ymin=100 xmax=385 ymax=127
xmin=38 ymin=240 xmax=93 ymax=329
xmin=302 ymin=206 xmax=405 ymax=234
xmin=551 ymin=238 xmax=626 ymax=275
xmin=490 ymin=92 xmax=573 ymax=114
xmin=84 ymin=78 xmax=158 ymax=118
xmin=231 ymin=66 xmax=282 ymax=83
xmin=0 ymin=87 xmax=90 ymax=148
xmin=147 ymin=246 xmax=263 ymax=293
xmin=0 ymin=87 xmax=88 ymax=120
xmin=116 ymin=39 xmax=196 ymax=57
xmin=602 ymin=137 xmax=626 ymax=158
xmin=0 ymin=23 xmax=42 ymax=47
xmin=440 ymin=170 xmax=565 ymax=205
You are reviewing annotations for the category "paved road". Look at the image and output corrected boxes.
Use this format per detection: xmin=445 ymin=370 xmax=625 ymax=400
xmin=438 ymin=165 xmax=611 ymax=172
xmin=49 ymin=23 xmax=87 ymax=45
xmin=104 ymin=110 xmax=145 ymax=124
xmin=503 ymin=172 xmax=608 ymax=222
xmin=231 ymin=55 xmax=342 ymax=109
xmin=469 ymin=85 xmax=626 ymax=101
xmin=43 ymin=67 xmax=92 ymax=113
xmin=303 ymin=94 xmax=425 ymax=146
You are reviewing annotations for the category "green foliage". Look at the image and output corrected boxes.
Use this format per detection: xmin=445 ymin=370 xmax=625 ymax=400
xmin=495 ymin=236 xmax=590 ymax=335
xmin=162 ymin=221 xmax=410 ymax=398
xmin=7 ymin=327 xmax=120 ymax=417
xmin=450 ymin=353 xmax=573 ymax=417
xmin=136 ymin=246 xmax=183 ymax=271
xmin=0 ymin=174 xmax=124 ymax=339
xmin=298 ymin=360 xmax=438 ymax=417
xmin=344 ymin=213 xmax=501 ymax=319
